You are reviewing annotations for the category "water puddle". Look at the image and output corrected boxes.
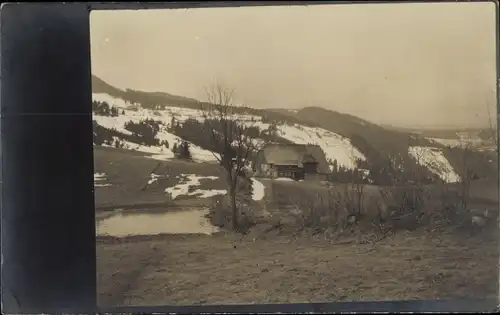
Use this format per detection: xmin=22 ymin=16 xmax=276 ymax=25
xmin=96 ymin=208 xmax=219 ymax=237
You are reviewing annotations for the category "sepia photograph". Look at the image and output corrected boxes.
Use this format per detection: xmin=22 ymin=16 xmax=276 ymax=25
xmin=92 ymin=3 xmax=499 ymax=307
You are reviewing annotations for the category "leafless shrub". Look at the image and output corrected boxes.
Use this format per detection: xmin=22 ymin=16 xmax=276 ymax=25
xmin=338 ymin=183 xmax=365 ymax=224
xmin=208 ymin=195 xmax=257 ymax=233
xmin=435 ymin=186 xmax=464 ymax=226
xmin=286 ymin=183 xmax=369 ymax=235
xmin=375 ymin=183 xmax=429 ymax=234
xmin=287 ymin=190 xmax=337 ymax=233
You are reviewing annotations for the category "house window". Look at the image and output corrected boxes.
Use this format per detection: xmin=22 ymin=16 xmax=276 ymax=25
xmin=278 ymin=171 xmax=294 ymax=178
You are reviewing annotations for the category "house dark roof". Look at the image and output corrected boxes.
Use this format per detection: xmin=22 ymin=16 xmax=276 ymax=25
xmin=258 ymin=143 xmax=330 ymax=174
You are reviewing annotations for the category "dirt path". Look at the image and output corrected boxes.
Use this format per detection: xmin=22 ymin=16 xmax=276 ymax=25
xmin=97 ymin=230 xmax=498 ymax=307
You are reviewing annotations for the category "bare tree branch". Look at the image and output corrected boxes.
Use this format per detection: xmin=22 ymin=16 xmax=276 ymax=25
xmin=200 ymin=81 xmax=262 ymax=230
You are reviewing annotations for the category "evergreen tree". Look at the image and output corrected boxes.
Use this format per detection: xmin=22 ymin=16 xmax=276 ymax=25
xmin=332 ymin=159 xmax=338 ymax=173
xmin=179 ymin=141 xmax=192 ymax=160
xmin=170 ymin=116 xmax=176 ymax=131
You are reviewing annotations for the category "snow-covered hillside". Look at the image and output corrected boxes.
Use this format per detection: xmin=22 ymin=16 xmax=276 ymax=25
xmin=93 ymin=93 xmax=218 ymax=163
xmin=92 ymin=92 xmax=464 ymax=182
xmin=408 ymin=146 xmax=461 ymax=183
xmin=277 ymin=124 xmax=365 ymax=169
xmin=239 ymin=121 xmax=366 ymax=169
xmin=92 ymin=93 xmax=365 ymax=170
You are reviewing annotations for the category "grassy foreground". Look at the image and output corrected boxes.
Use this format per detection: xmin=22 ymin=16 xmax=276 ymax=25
xmin=95 ymin=146 xmax=498 ymax=307
xmin=97 ymin=228 xmax=498 ymax=307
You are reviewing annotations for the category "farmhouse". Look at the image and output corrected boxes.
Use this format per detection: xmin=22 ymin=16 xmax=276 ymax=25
xmin=253 ymin=143 xmax=330 ymax=181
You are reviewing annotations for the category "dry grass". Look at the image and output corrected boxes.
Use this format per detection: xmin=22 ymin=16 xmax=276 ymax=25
xmin=97 ymin=230 xmax=498 ymax=307
xmin=263 ymin=177 xmax=498 ymax=237
xmin=94 ymin=148 xmax=499 ymax=308
xmin=94 ymin=146 xmax=225 ymax=209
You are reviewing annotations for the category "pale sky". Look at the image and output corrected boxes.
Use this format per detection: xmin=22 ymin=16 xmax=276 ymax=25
xmin=90 ymin=2 xmax=498 ymax=129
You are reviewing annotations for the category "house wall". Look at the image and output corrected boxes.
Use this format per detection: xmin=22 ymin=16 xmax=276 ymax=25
xmin=274 ymin=165 xmax=303 ymax=180
xmin=303 ymin=162 xmax=318 ymax=174
xmin=258 ymin=163 xmax=273 ymax=177
xmin=256 ymin=163 xmax=304 ymax=180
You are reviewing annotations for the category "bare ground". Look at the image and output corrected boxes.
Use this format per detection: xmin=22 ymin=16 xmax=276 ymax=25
xmin=97 ymin=229 xmax=498 ymax=307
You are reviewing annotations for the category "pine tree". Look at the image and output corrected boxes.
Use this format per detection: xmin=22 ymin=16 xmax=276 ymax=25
xmin=170 ymin=116 xmax=176 ymax=131
xmin=332 ymin=159 xmax=338 ymax=174
xmin=180 ymin=141 xmax=192 ymax=160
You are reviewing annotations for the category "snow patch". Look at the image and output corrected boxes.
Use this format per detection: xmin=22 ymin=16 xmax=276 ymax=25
xmin=149 ymin=154 xmax=174 ymax=161
xmin=94 ymin=172 xmax=107 ymax=180
xmin=250 ymin=178 xmax=265 ymax=201
xmin=193 ymin=189 xmax=228 ymax=198
xmin=165 ymin=174 xmax=226 ymax=200
xmin=148 ymin=173 xmax=166 ymax=185
xmin=94 ymin=172 xmax=112 ymax=187
xmin=95 ymin=183 xmax=112 ymax=187
xmin=275 ymin=177 xmax=294 ymax=181
xmin=93 ymin=93 xmax=135 ymax=109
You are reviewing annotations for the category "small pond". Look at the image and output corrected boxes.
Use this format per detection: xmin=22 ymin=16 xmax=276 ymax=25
xmin=96 ymin=208 xmax=219 ymax=237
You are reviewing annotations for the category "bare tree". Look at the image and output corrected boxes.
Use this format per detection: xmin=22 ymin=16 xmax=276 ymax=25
xmin=484 ymin=94 xmax=498 ymax=149
xmin=485 ymin=97 xmax=494 ymax=140
xmin=457 ymin=140 xmax=474 ymax=210
xmin=201 ymin=82 xmax=260 ymax=230
xmin=407 ymin=136 xmax=431 ymax=215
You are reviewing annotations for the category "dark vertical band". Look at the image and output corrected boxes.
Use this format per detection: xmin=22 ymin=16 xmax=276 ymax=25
xmin=1 ymin=3 xmax=96 ymax=313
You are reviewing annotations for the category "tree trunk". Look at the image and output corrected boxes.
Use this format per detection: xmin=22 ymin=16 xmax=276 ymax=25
xmin=226 ymin=168 xmax=238 ymax=231
xmin=231 ymin=186 xmax=238 ymax=230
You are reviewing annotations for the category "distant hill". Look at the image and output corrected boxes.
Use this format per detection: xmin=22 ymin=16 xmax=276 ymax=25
xmin=382 ymin=124 xmax=495 ymax=141
xmin=92 ymin=75 xmax=200 ymax=109
xmin=288 ymin=106 xmax=438 ymax=153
